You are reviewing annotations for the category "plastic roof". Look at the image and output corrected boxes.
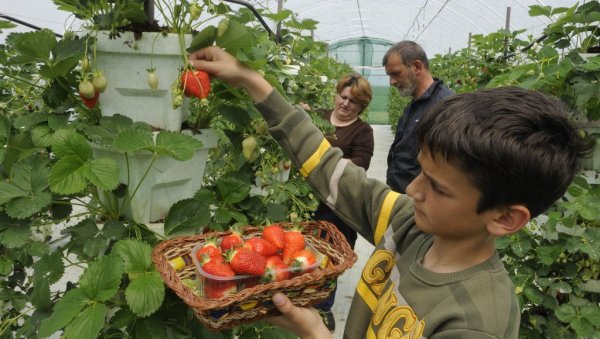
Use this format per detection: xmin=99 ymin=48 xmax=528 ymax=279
xmin=244 ymin=0 xmax=578 ymax=56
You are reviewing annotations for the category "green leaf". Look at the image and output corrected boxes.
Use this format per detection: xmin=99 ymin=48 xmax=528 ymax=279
xmin=134 ymin=316 xmax=168 ymax=339
xmin=154 ymin=131 xmax=203 ymax=161
xmin=51 ymin=128 xmax=93 ymax=160
xmin=11 ymin=30 xmax=56 ymax=63
xmin=581 ymin=303 xmax=600 ymax=325
xmin=33 ymin=251 xmax=65 ymax=284
xmin=579 ymin=228 xmax=600 ymax=260
xmin=31 ymin=125 xmax=54 ymax=147
xmin=6 ymin=192 xmax=52 ymax=219
xmin=164 ymin=198 xmax=210 ymax=236
xmin=83 ymin=236 xmax=109 ymax=257
xmin=216 ymin=21 xmax=253 ymax=56
xmin=579 ymin=279 xmax=600 ymax=293
xmin=536 ymin=245 xmax=563 ymax=265
xmin=125 ymin=271 xmax=164 ymax=317
xmin=113 ymin=239 xmax=153 ymax=274
xmin=38 ymin=288 xmax=89 ymax=338
xmin=523 ymin=285 xmax=545 ymax=305
xmin=101 ymin=220 xmax=127 ymax=241
xmin=510 ymin=236 xmax=531 ymax=257
xmin=79 ymin=253 xmax=123 ymax=301
xmin=187 ymin=25 xmax=216 ymax=53
xmin=31 ymin=277 xmax=52 ymax=310
xmin=85 ymin=157 xmax=119 ymax=191
xmin=0 ymin=223 xmax=30 ymax=248
xmin=0 ymin=257 xmax=13 ymax=275
xmin=63 ymin=302 xmax=107 ymax=339
xmin=555 ymin=303 xmax=577 ymax=322
xmin=114 ymin=128 xmax=154 ymax=153
xmin=216 ymin=175 xmax=250 ymax=204
xmin=111 ymin=307 xmax=137 ymax=330
xmin=570 ymin=317 xmax=594 ymax=338
xmin=49 ymin=155 xmax=88 ymax=194
xmin=0 ymin=182 xmax=28 ymax=205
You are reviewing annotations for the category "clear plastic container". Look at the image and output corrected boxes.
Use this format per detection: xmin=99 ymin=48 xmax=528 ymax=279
xmin=191 ymin=239 xmax=326 ymax=299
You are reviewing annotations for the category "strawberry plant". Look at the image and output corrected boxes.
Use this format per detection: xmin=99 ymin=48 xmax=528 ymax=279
xmin=1 ymin=2 xmax=349 ymax=337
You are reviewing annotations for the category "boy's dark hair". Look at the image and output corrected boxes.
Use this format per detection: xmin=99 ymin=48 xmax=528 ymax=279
xmin=416 ymin=87 xmax=592 ymax=217
xmin=382 ymin=40 xmax=429 ymax=69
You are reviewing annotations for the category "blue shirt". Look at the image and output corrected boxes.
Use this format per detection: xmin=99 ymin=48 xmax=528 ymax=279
xmin=386 ymin=79 xmax=454 ymax=192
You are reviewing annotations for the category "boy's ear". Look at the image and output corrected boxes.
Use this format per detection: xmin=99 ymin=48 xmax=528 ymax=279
xmin=487 ymin=205 xmax=531 ymax=236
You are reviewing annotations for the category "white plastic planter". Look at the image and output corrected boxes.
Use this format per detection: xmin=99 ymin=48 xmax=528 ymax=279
xmin=94 ymin=31 xmax=192 ymax=131
xmin=92 ymin=129 xmax=218 ymax=224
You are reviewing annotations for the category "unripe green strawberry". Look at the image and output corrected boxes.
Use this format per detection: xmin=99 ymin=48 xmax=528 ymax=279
xmin=79 ymin=79 xmax=96 ymax=99
xmin=147 ymin=68 xmax=159 ymax=90
xmin=189 ymin=3 xmax=201 ymax=20
xmin=254 ymin=120 xmax=268 ymax=135
xmin=217 ymin=18 xmax=229 ymax=37
xmin=242 ymin=136 xmax=258 ymax=161
xmin=92 ymin=71 xmax=107 ymax=93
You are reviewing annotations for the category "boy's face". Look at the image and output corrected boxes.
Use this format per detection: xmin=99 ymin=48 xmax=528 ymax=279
xmin=406 ymin=149 xmax=498 ymax=239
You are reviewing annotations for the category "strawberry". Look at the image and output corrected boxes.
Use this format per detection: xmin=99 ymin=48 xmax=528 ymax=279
xmin=201 ymin=256 xmax=237 ymax=299
xmin=282 ymin=226 xmax=305 ymax=265
xmin=78 ymin=79 xmax=96 ymax=99
xmin=242 ymin=136 xmax=258 ymax=162
xmin=79 ymin=90 xmax=100 ymax=109
xmin=147 ymin=68 xmax=159 ymax=90
xmin=180 ymin=69 xmax=211 ymax=101
xmin=226 ymin=248 xmax=266 ymax=276
xmin=290 ymin=249 xmax=316 ymax=273
xmin=195 ymin=238 xmax=221 ymax=261
xmin=220 ymin=226 xmax=244 ymax=251
xmin=262 ymin=225 xmax=285 ymax=250
xmin=243 ymin=237 xmax=278 ymax=257
xmin=92 ymin=70 xmax=107 ymax=93
xmin=262 ymin=262 xmax=291 ymax=282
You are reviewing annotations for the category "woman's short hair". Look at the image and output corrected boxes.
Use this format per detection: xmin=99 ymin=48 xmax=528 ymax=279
xmin=336 ymin=73 xmax=372 ymax=111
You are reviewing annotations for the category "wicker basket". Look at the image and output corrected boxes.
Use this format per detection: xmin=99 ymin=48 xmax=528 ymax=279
xmin=152 ymin=221 xmax=358 ymax=330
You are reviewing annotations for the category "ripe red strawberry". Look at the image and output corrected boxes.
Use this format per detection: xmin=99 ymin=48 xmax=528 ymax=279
xmin=290 ymin=249 xmax=316 ymax=273
xmin=195 ymin=238 xmax=221 ymax=261
xmin=79 ymin=90 xmax=100 ymax=109
xmin=180 ymin=69 xmax=211 ymax=101
xmin=220 ymin=226 xmax=244 ymax=251
xmin=226 ymin=248 xmax=266 ymax=276
xmin=201 ymin=257 xmax=237 ymax=299
xmin=282 ymin=226 xmax=305 ymax=265
xmin=243 ymin=237 xmax=278 ymax=257
xmin=262 ymin=225 xmax=285 ymax=250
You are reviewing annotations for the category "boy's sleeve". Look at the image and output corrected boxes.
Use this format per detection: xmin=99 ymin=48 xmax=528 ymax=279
xmin=255 ymin=90 xmax=414 ymax=245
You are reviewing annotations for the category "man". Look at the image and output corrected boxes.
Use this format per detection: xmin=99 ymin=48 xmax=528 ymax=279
xmin=384 ymin=41 xmax=454 ymax=193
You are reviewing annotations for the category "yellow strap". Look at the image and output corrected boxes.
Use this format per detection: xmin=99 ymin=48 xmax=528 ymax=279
xmin=299 ymin=139 xmax=331 ymax=177
xmin=357 ymin=279 xmax=378 ymax=312
xmin=374 ymin=191 xmax=400 ymax=244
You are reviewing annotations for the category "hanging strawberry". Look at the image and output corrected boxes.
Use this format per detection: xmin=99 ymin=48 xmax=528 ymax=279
xmin=79 ymin=90 xmax=100 ymax=109
xmin=147 ymin=68 xmax=159 ymax=90
xmin=180 ymin=69 xmax=211 ymax=102
xmin=92 ymin=70 xmax=107 ymax=93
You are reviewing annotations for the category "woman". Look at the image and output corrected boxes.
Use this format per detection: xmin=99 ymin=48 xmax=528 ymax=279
xmin=309 ymin=73 xmax=374 ymax=331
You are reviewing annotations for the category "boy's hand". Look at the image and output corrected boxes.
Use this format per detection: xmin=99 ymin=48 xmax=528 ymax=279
xmin=188 ymin=46 xmax=272 ymax=102
xmin=266 ymin=292 xmax=332 ymax=339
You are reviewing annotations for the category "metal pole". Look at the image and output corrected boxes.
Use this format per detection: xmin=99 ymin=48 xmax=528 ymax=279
xmin=502 ymin=7 xmax=511 ymax=58
xmin=276 ymin=0 xmax=283 ymax=42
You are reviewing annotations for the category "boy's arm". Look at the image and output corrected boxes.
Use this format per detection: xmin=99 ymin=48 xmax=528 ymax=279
xmin=189 ymin=46 xmax=413 ymax=245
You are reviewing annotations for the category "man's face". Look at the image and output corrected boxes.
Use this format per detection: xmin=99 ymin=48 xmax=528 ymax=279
xmin=405 ymin=149 xmax=498 ymax=240
xmin=385 ymin=53 xmax=417 ymax=97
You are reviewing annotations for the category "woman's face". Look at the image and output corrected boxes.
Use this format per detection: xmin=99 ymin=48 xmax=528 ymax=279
xmin=333 ymin=86 xmax=363 ymax=122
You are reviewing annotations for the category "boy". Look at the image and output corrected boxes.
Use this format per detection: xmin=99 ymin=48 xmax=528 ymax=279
xmin=189 ymin=46 xmax=590 ymax=338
